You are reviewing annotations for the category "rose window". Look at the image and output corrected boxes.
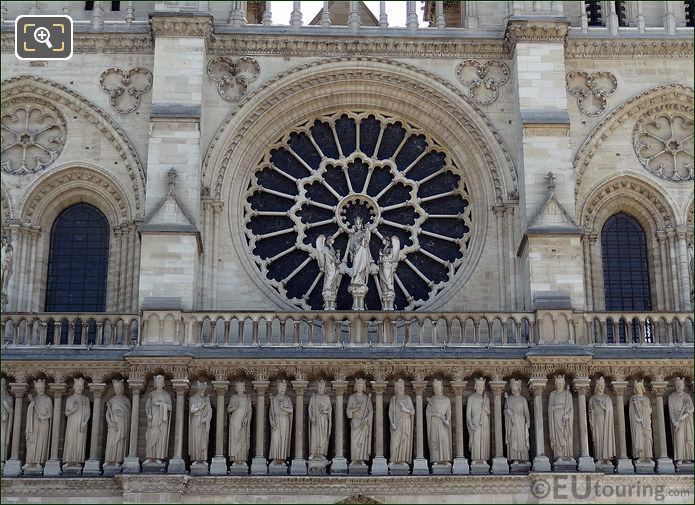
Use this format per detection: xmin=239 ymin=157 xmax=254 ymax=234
xmin=243 ymin=112 xmax=472 ymax=310
xmin=633 ymin=112 xmax=693 ymax=181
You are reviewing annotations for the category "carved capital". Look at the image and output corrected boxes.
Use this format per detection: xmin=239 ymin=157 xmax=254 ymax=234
xmin=489 ymin=380 xmax=507 ymax=396
xmin=573 ymin=377 xmax=592 ymax=396
xmin=331 ymin=380 xmax=348 ymax=395
xmin=650 ymin=380 xmax=669 ymax=397
xmin=127 ymin=378 xmax=145 ymax=394
xmin=450 ymin=380 xmax=468 ymax=396
xmin=149 ymin=14 xmax=214 ymax=40
xmin=252 ymin=380 xmax=270 ymax=394
xmin=370 ymin=380 xmax=388 ymax=395
xmin=528 ymin=378 xmax=547 ymax=396
xmin=212 ymin=380 xmax=229 ymax=395
xmin=411 ymin=380 xmax=428 ymax=395
xmin=48 ymin=382 xmax=67 ymax=398
xmin=9 ymin=383 xmax=28 ymax=397
xmin=171 ymin=379 xmax=190 ymax=395
xmin=89 ymin=382 xmax=107 ymax=398
xmin=611 ymin=380 xmax=628 ymax=397
xmin=291 ymin=380 xmax=309 ymax=396
xmin=504 ymin=19 xmax=570 ymax=45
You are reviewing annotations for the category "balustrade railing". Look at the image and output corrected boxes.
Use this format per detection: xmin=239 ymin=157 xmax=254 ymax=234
xmin=578 ymin=311 xmax=694 ymax=346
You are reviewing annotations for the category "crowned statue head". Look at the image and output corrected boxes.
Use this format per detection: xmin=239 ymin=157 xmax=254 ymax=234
xmin=594 ymin=376 xmax=606 ymax=394
xmin=73 ymin=377 xmax=85 ymax=393
xmin=510 ymin=378 xmax=522 ymax=396
xmin=554 ymin=374 xmax=566 ymax=391
xmin=674 ymin=377 xmax=685 ymax=393
xmin=112 ymin=379 xmax=125 ymax=395
xmin=276 ymin=379 xmax=287 ymax=395
xmin=633 ymin=379 xmax=645 ymax=395
xmin=34 ymin=378 xmax=46 ymax=394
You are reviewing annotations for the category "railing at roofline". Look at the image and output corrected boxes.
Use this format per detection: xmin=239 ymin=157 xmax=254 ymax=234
xmin=1 ymin=310 xmax=693 ymax=349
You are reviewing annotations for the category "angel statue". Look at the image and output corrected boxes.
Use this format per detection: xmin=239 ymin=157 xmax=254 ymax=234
xmin=315 ymin=235 xmax=342 ymax=310
xmin=345 ymin=217 xmax=373 ymax=310
xmin=378 ymin=235 xmax=402 ymax=310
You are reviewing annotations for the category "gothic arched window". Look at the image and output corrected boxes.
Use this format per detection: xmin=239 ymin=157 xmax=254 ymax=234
xmin=44 ymin=203 xmax=110 ymax=312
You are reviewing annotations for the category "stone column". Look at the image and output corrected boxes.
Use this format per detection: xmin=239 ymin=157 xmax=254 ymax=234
xmin=411 ymin=380 xmax=429 ymax=475
xmin=330 ymin=380 xmax=348 ymax=475
xmin=83 ymin=382 xmax=107 ymax=476
xmin=167 ymin=379 xmax=189 ymax=474
xmin=528 ymin=378 xmax=551 ymax=471
xmin=290 ymin=380 xmax=308 ymax=475
xmin=490 ymin=380 xmax=509 ymax=474
xmin=3 ymin=384 xmax=27 ymax=477
xmin=611 ymin=380 xmax=634 ymax=474
xmin=667 ymin=229 xmax=682 ymax=311
xmin=39 ymin=383 xmax=66 ymax=477
xmin=210 ymin=380 xmax=229 ymax=475
xmin=676 ymin=227 xmax=692 ymax=311
xmin=122 ymin=379 xmax=144 ymax=474
xmin=250 ymin=380 xmax=269 ymax=475
xmin=651 ymin=381 xmax=675 ymax=474
xmin=370 ymin=380 xmax=388 ymax=475
xmin=450 ymin=380 xmax=469 ymax=474
xmin=574 ymin=377 xmax=596 ymax=472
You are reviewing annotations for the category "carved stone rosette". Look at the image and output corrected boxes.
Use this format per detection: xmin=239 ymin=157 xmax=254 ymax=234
xmin=99 ymin=67 xmax=153 ymax=114
xmin=207 ymin=57 xmax=260 ymax=102
xmin=456 ymin=60 xmax=510 ymax=106
xmin=566 ymin=71 xmax=617 ymax=117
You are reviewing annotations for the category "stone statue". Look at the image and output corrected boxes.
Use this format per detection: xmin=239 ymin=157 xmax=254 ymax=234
xmin=227 ymin=381 xmax=252 ymax=465
xmin=104 ymin=379 xmax=131 ymax=467
xmin=629 ymin=380 xmax=653 ymax=461
xmin=378 ymin=235 xmax=401 ymax=310
xmin=388 ymin=379 xmax=414 ymax=468
xmin=22 ymin=379 xmax=52 ymax=469
xmin=144 ymin=375 xmax=172 ymax=464
xmin=308 ymin=380 xmax=332 ymax=467
xmin=188 ymin=381 xmax=212 ymax=466
xmin=466 ymin=377 xmax=490 ymax=463
xmin=346 ymin=378 xmax=372 ymax=465
xmin=63 ymin=378 xmax=91 ymax=466
xmin=1 ymin=377 xmax=13 ymax=463
xmin=268 ymin=380 xmax=293 ymax=464
xmin=427 ymin=379 xmax=453 ymax=466
xmin=588 ymin=376 xmax=616 ymax=464
xmin=345 ymin=217 xmax=373 ymax=310
xmin=315 ymin=235 xmax=342 ymax=310
xmin=668 ymin=377 xmax=694 ymax=463
xmin=1 ymin=236 xmax=13 ymax=300
xmin=548 ymin=375 xmax=574 ymax=460
xmin=504 ymin=379 xmax=530 ymax=463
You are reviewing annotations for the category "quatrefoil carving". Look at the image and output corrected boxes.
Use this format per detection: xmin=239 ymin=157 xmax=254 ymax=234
xmin=207 ymin=56 xmax=261 ymax=102
xmin=99 ymin=67 xmax=153 ymax=114
xmin=456 ymin=59 xmax=510 ymax=106
xmin=566 ymin=71 xmax=617 ymax=116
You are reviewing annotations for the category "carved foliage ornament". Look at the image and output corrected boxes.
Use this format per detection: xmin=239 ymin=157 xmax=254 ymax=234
xmin=0 ymin=99 xmax=66 ymax=175
xmin=207 ymin=57 xmax=260 ymax=102
xmin=566 ymin=71 xmax=617 ymax=117
xmin=99 ymin=67 xmax=152 ymax=114
xmin=633 ymin=109 xmax=694 ymax=182
xmin=456 ymin=60 xmax=510 ymax=106
xmin=243 ymin=111 xmax=472 ymax=311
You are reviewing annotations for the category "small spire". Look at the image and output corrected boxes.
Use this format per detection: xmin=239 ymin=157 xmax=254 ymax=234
xmin=167 ymin=167 xmax=178 ymax=190
xmin=545 ymin=171 xmax=556 ymax=192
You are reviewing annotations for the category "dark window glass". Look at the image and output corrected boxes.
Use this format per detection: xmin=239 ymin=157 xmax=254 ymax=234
xmin=686 ymin=1 xmax=695 ymax=27
xmin=85 ymin=1 xmax=94 ymax=10
xmin=45 ymin=203 xmax=110 ymax=313
xmin=111 ymin=1 xmax=121 ymax=11
xmin=616 ymin=1 xmax=628 ymax=26
xmin=585 ymin=0 xmax=604 ymax=26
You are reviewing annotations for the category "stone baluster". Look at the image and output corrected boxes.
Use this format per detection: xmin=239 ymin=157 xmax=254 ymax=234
xmin=573 ymin=377 xmax=596 ymax=472
xmin=210 ymin=380 xmax=229 ymax=475
xmin=262 ymin=0 xmax=272 ymax=25
xmin=91 ymin=1 xmax=104 ymax=30
xmin=651 ymin=380 xmax=675 ymax=474
xmin=251 ymin=380 xmax=269 ymax=475
xmin=450 ymin=380 xmax=469 ymax=474
xmin=3 ymin=383 xmax=27 ymax=477
xmin=663 ymin=1 xmax=676 ymax=34
xmin=125 ymin=1 xmax=134 ymax=24
xmin=320 ymin=0 xmax=331 ymax=26
xmin=528 ymin=378 xmax=551 ymax=471
xmin=464 ymin=1 xmax=478 ymax=29
xmin=611 ymin=380 xmax=634 ymax=473
xmin=379 ymin=1 xmax=388 ymax=28
xmin=168 ymin=379 xmax=189 ymax=474
xmin=607 ymin=0 xmax=619 ymax=34
xmin=490 ymin=380 xmax=509 ymax=474
xmin=290 ymin=380 xmax=308 ymax=475
xmin=29 ymin=1 xmax=38 ymax=14
xmin=435 ymin=1 xmax=446 ymax=29
xmin=370 ymin=380 xmax=388 ymax=475
xmin=411 ymin=380 xmax=429 ymax=474
xmin=331 ymin=380 xmax=348 ymax=474
xmin=636 ymin=1 xmax=646 ymax=31
xmin=348 ymin=0 xmax=360 ymax=30
xmin=290 ymin=1 xmax=302 ymax=27
xmin=578 ymin=1 xmax=588 ymax=32
xmin=122 ymin=379 xmax=144 ymax=474
xmin=83 ymin=382 xmax=107 ymax=476
xmin=406 ymin=1 xmax=419 ymax=30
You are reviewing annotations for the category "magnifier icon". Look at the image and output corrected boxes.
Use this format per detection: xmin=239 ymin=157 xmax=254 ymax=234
xmin=33 ymin=27 xmax=52 ymax=49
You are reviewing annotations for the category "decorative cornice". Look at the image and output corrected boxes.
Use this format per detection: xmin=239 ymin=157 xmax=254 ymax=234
xmin=149 ymin=14 xmax=214 ymax=40
xmin=1 ymin=32 xmax=153 ymax=54
xmin=565 ymin=38 xmax=694 ymax=59
xmin=504 ymin=18 xmax=570 ymax=46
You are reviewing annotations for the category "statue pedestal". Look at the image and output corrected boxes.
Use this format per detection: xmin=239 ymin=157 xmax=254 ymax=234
xmin=634 ymin=458 xmax=655 ymax=474
xmin=82 ymin=459 xmax=102 ymax=477
xmin=348 ymin=461 xmax=369 ymax=475
xmin=43 ymin=459 xmax=62 ymax=477
xmin=470 ymin=460 xmax=490 ymax=475
xmin=229 ymin=462 xmax=249 ymax=475
xmin=452 ymin=457 xmax=470 ymax=475
xmin=656 ymin=457 xmax=675 ymax=474
xmin=308 ymin=457 xmax=329 ymax=474
xmin=142 ymin=459 xmax=166 ymax=474
xmin=577 ymin=455 xmax=596 ymax=472
xmin=61 ymin=463 xmax=83 ymax=477
xmin=431 ymin=462 xmax=452 ymax=475
xmin=616 ymin=458 xmax=634 ymax=474
xmin=675 ymin=461 xmax=694 ymax=475
xmin=290 ymin=458 xmax=307 ymax=475
xmin=388 ymin=462 xmax=410 ymax=476
xmin=595 ymin=460 xmax=615 ymax=474
xmin=268 ymin=460 xmax=288 ymax=475
xmin=209 ymin=456 xmax=228 ymax=475
xmin=330 ymin=456 xmax=348 ymax=475
xmin=22 ymin=464 xmax=44 ymax=477
xmin=166 ymin=457 xmax=186 ymax=474
xmin=121 ymin=456 xmax=141 ymax=474
xmin=102 ymin=463 xmax=122 ymax=477
xmin=411 ymin=457 xmax=429 ymax=475
xmin=552 ymin=457 xmax=577 ymax=472
xmin=189 ymin=461 xmax=209 ymax=476
xmin=2 ymin=458 xmax=22 ymax=478
xmin=510 ymin=461 xmax=531 ymax=474
xmin=532 ymin=455 xmax=551 ymax=472
xmin=370 ymin=456 xmax=388 ymax=476
xmin=250 ymin=457 xmax=268 ymax=475
xmin=492 ymin=457 xmax=509 ymax=474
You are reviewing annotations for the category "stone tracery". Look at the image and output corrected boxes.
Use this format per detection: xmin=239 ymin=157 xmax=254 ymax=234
xmin=633 ymin=111 xmax=694 ymax=182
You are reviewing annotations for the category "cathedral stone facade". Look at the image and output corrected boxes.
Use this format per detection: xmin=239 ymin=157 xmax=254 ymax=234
xmin=0 ymin=1 xmax=693 ymax=503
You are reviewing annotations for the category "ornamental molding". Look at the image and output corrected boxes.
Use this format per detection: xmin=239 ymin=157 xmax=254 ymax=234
xmin=1 ymin=32 xmax=155 ymax=54
xmin=1 ymin=75 xmax=146 ymax=214
xmin=566 ymin=71 xmax=617 ymax=117
xmin=504 ymin=19 xmax=570 ymax=45
xmin=203 ymin=57 xmax=517 ymax=205
xmin=456 ymin=59 xmax=510 ymax=106
xmin=148 ymin=14 xmax=214 ymax=40
xmin=99 ymin=67 xmax=153 ymax=114
xmin=0 ymin=97 xmax=67 ymax=175
xmin=206 ymin=56 xmax=260 ymax=102
xmin=565 ymin=38 xmax=694 ymax=59
xmin=573 ymin=83 xmax=694 ymax=196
